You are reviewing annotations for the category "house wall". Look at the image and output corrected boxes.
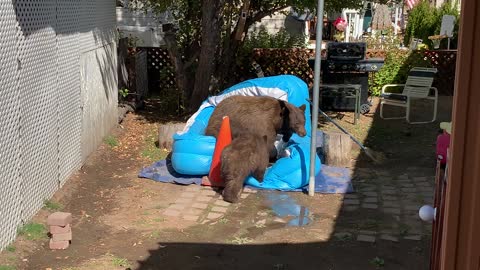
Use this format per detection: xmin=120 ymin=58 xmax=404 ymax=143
xmin=0 ymin=0 xmax=118 ymax=250
xmin=432 ymin=0 xmax=461 ymax=9
xmin=249 ymin=7 xmax=308 ymax=38
xmin=116 ymin=6 xmax=308 ymax=48
xmin=116 ymin=7 xmax=169 ymax=47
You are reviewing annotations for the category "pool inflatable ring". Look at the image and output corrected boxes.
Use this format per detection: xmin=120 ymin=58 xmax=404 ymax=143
xmin=171 ymin=75 xmax=321 ymax=190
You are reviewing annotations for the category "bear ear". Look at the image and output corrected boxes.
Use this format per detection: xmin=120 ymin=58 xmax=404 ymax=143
xmin=284 ymin=102 xmax=294 ymax=112
xmin=299 ymin=104 xmax=306 ymax=112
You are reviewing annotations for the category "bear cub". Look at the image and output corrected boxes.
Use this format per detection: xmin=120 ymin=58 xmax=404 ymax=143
xmin=221 ymin=133 xmax=270 ymax=203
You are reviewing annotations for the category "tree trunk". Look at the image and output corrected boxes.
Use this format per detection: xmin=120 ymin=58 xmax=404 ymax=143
xmin=163 ymin=30 xmax=190 ymax=106
xmin=158 ymin=122 xmax=186 ymax=150
xmin=217 ymin=38 xmax=241 ymax=89
xmin=216 ymin=7 xmax=249 ymax=90
xmin=189 ymin=0 xmax=223 ymax=112
xmin=322 ymin=131 xmax=352 ymax=167
xmin=118 ymin=37 xmax=129 ymax=90
xmin=216 ymin=4 xmax=290 ymax=90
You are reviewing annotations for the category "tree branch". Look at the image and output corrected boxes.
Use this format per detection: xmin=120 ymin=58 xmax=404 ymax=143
xmin=250 ymin=5 xmax=289 ymax=26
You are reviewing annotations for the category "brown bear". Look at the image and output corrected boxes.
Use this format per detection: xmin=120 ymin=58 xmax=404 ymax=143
xmin=221 ymin=133 xmax=270 ymax=203
xmin=205 ymin=95 xmax=307 ymax=159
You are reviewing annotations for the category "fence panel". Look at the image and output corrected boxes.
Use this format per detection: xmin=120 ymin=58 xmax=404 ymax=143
xmin=16 ymin=0 xmax=60 ymax=221
xmin=0 ymin=0 xmax=117 ymax=250
xmin=79 ymin=0 xmax=117 ymax=53
xmin=57 ymin=0 xmax=82 ymax=186
xmin=423 ymin=50 xmax=457 ymax=96
xmin=142 ymin=47 xmax=456 ymax=97
xmin=0 ymin=0 xmax=23 ymax=250
xmin=145 ymin=48 xmax=177 ymax=93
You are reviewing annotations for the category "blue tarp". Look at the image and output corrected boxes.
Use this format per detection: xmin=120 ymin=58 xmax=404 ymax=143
xmin=138 ymin=159 xmax=354 ymax=194
xmin=139 ymin=131 xmax=354 ymax=194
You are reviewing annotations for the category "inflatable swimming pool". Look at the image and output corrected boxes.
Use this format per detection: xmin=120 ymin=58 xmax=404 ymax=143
xmin=171 ymin=75 xmax=321 ymax=190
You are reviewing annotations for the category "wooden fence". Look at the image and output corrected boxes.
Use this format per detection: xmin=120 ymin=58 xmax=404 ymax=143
xmin=141 ymin=48 xmax=457 ymax=96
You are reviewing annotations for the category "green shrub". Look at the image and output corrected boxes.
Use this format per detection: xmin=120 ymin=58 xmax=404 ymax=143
xmin=434 ymin=1 xmax=460 ymax=48
xmin=404 ymin=0 xmax=460 ymax=49
xmin=243 ymin=26 xmax=307 ymax=51
xmin=369 ymin=49 xmax=432 ymax=96
xmin=365 ymin=29 xmax=403 ymax=51
xmin=233 ymin=27 xmax=308 ymax=84
xmin=404 ymin=1 xmax=437 ymax=48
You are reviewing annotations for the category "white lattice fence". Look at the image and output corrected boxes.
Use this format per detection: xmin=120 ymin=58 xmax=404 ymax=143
xmin=0 ymin=0 xmax=117 ymax=250
xmin=17 ymin=0 xmax=60 ymax=222
xmin=57 ymin=0 xmax=82 ymax=186
xmin=79 ymin=0 xmax=117 ymax=54
xmin=0 ymin=0 xmax=23 ymax=250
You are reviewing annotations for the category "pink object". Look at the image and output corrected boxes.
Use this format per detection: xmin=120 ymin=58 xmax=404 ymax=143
xmin=47 ymin=212 xmax=72 ymax=226
xmin=333 ymin=17 xmax=347 ymax=32
xmin=49 ymin=224 xmax=71 ymax=234
xmin=436 ymin=132 xmax=450 ymax=165
xmin=49 ymin=239 xmax=70 ymax=250
xmin=51 ymin=232 xmax=72 ymax=242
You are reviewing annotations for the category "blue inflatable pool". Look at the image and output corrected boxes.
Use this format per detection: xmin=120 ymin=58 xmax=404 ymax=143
xmin=171 ymin=75 xmax=321 ymax=190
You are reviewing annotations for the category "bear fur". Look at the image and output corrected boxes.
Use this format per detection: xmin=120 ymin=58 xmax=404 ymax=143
xmin=221 ymin=133 xmax=270 ymax=203
xmin=205 ymin=95 xmax=307 ymax=159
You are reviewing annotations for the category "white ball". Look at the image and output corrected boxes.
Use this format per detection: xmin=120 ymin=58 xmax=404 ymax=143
xmin=419 ymin=205 xmax=435 ymax=222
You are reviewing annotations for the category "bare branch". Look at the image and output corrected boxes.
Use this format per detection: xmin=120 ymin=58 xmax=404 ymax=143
xmin=248 ymin=5 xmax=289 ymax=29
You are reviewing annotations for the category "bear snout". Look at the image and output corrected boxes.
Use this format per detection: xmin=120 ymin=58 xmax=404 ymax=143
xmin=297 ymin=128 xmax=307 ymax=137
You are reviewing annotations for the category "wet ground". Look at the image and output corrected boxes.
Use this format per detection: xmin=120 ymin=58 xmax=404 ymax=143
xmin=0 ymin=96 xmax=453 ymax=270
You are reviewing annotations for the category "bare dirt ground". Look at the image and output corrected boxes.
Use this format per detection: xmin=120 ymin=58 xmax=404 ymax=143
xmin=0 ymin=96 xmax=452 ymax=270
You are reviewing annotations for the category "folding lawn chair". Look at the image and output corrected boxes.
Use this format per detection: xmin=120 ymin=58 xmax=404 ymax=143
xmin=380 ymin=67 xmax=438 ymax=124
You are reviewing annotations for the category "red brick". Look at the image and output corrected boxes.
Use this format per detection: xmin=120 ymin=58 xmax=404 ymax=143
xmin=51 ymin=232 xmax=72 ymax=242
xmin=49 ymin=239 xmax=69 ymax=250
xmin=49 ymin=224 xmax=71 ymax=234
xmin=47 ymin=212 xmax=72 ymax=226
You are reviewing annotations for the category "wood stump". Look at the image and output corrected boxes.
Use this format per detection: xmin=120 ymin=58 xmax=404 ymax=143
xmin=322 ymin=131 xmax=352 ymax=167
xmin=158 ymin=122 xmax=186 ymax=150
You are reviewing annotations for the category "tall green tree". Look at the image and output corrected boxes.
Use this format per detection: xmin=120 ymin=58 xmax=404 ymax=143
xmin=132 ymin=0 xmax=362 ymax=112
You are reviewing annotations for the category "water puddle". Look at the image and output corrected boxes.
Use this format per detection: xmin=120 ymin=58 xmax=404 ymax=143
xmin=264 ymin=193 xmax=311 ymax=227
